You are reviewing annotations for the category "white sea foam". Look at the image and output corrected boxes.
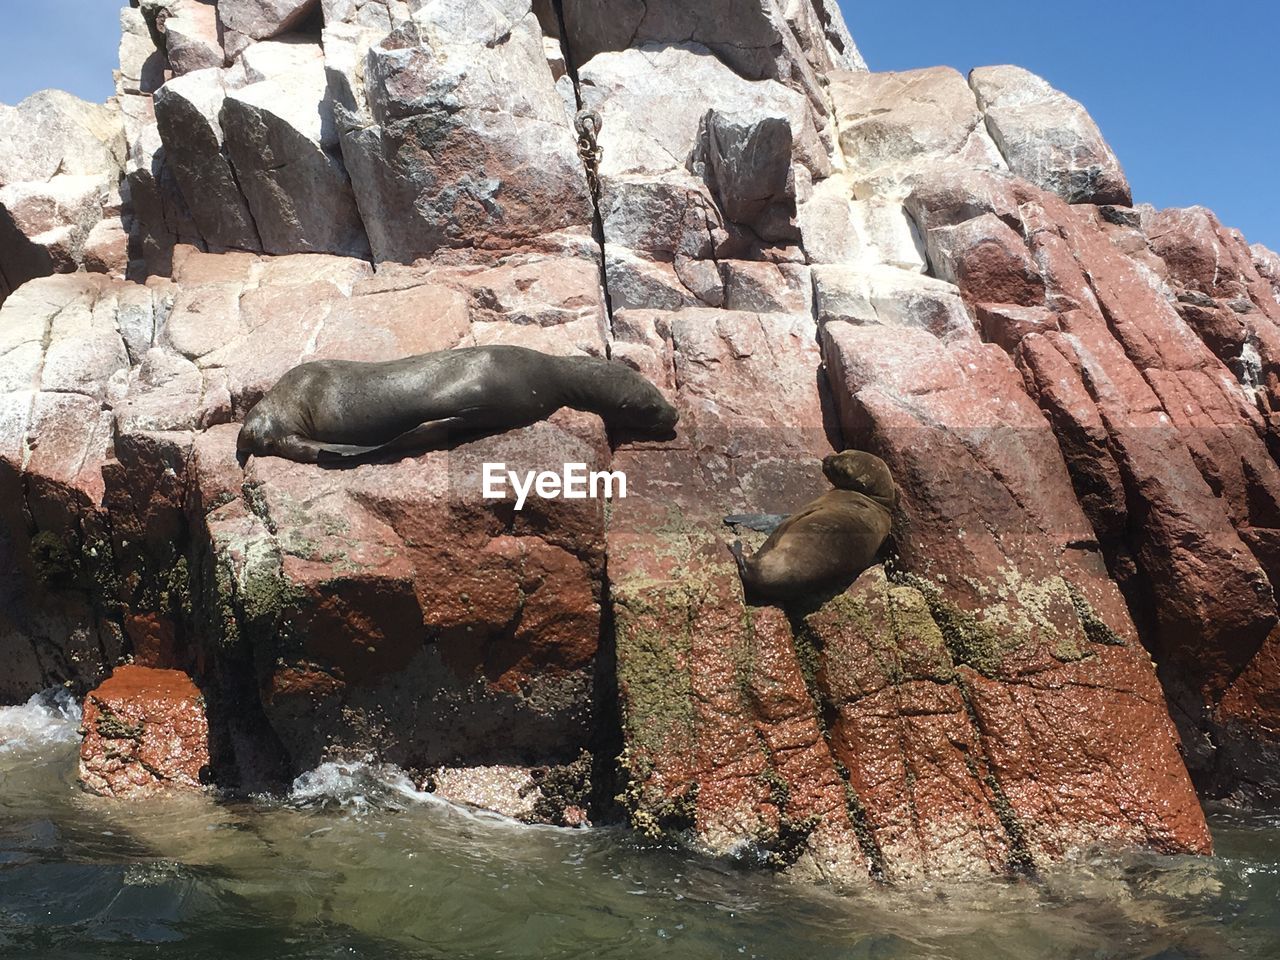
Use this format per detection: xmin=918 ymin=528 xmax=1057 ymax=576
xmin=285 ymin=759 xmax=534 ymax=829
xmin=288 ymin=760 xmax=438 ymax=814
xmin=0 ymin=688 xmax=81 ymax=755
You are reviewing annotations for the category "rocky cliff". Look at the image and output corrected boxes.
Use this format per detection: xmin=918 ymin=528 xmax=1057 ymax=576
xmin=2 ymin=0 xmax=1277 ymax=884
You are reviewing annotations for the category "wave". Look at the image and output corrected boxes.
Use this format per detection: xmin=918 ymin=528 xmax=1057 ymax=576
xmin=0 ymin=687 xmax=81 ymax=755
xmin=283 ymin=759 xmax=555 ymax=831
xmin=286 ymin=759 xmax=438 ymax=814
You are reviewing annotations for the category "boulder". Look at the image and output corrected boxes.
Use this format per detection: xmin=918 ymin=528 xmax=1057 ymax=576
xmin=0 ymin=175 xmax=113 ymax=280
xmin=691 ymin=109 xmax=797 ymax=243
xmin=0 ymin=90 xmax=125 ymax=186
xmin=156 ymin=0 xmax=226 ymax=74
xmin=333 ymin=9 xmax=589 ymax=261
xmin=118 ymin=6 xmax=167 ymax=96
xmin=970 ymin=65 xmax=1131 ymax=206
xmin=826 ymin=67 xmax=1005 ymax=192
xmin=152 ymin=69 xmax=262 ymax=252
xmin=321 ymin=0 xmax=412 ymax=30
xmin=558 ymin=0 xmax=864 ymax=107
xmin=812 ymin=263 xmax=974 ymax=339
xmin=216 ymin=0 xmax=321 ymax=59
xmin=221 ymin=59 xmax=369 ymax=257
xmin=1254 ymin=243 xmax=1280 ymax=299
xmin=0 ymin=92 xmax=127 ymax=302
xmin=79 ymin=666 xmax=210 ymax=797
xmin=123 ymin=117 xmax=208 ymax=276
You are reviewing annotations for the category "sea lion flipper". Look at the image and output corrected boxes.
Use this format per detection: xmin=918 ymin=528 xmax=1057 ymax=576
xmin=373 ymin=417 xmax=469 ymax=455
xmin=723 ymin=513 xmax=789 ymax=534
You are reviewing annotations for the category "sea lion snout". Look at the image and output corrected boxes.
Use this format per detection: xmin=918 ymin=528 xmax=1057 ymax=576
xmin=614 ymin=383 xmax=679 ymax=436
xmin=237 ymin=403 xmax=280 ymax=466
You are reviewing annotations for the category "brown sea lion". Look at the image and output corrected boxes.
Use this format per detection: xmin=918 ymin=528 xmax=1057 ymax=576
xmin=236 ymin=345 xmax=678 ymax=466
xmin=727 ymin=450 xmax=897 ymax=601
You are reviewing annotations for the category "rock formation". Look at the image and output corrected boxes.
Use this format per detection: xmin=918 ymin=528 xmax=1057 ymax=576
xmin=2 ymin=0 xmax=1277 ymax=881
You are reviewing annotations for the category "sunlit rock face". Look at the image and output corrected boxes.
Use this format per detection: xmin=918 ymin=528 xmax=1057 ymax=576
xmin=2 ymin=0 xmax=1277 ymax=879
xmin=79 ymin=665 xmax=211 ymax=798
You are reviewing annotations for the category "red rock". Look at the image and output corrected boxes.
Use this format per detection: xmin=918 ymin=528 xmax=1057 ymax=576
xmin=78 ymin=666 xmax=210 ymax=798
xmin=819 ymin=294 xmax=1212 ymax=865
xmin=806 ymin=569 xmax=1012 ymax=879
xmin=929 ymin=213 xmax=1046 ymax=307
xmin=609 ymin=308 xmax=870 ymax=882
xmin=903 ymin=168 xmax=1280 ymax=802
xmin=1146 ymin=207 xmax=1280 ymax=435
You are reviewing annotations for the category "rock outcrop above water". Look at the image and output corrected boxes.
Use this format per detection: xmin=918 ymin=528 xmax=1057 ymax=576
xmin=78 ymin=665 xmax=210 ymax=797
xmin=1 ymin=0 xmax=1275 ymax=878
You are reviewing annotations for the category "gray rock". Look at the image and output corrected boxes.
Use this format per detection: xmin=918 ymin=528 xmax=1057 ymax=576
xmin=559 ymin=0 xmax=863 ymax=106
xmin=720 ymin=260 xmax=812 ymax=313
xmin=124 ymin=120 xmax=206 ymax=275
xmin=221 ymin=61 xmax=370 ymax=257
xmin=118 ymin=7 xmax=167 ymax=95
xmin=241 ymin=38 xmax=323 ymax=82
xmin=0 ymin=90 xmax=125 ymax=187
xmin=336 ymin=7 xmax=588 ymax=261
xmin=82 ymin=210 xmax=131 ymax=277
xmin=579 ymin=43 xmax=821 ymax=264
xmin=969 ymin=64 xmax=1131 ymax=206
xmin=321 ymin=0 xmax=411 ymax=30
xmin=813 ymin=263 xmax=975 ymax=340
xmin=1253 ymin=243 xmax=1280 ymax=300
xmin=580 ymin=44 xmax=826 ymax=182
xmin=116 ymin=283 xmax=160 ymax=363
xmin=605 ymin=250 xmax=703 ymax=311
xmin=162 ymin=0 xmax=226 ymax=74
xmin=0 ymin=92 xmax=128 ymax=301
xmin=599 ymin=179 xmax=723 ymax=261
xmin=217 ymin=0 xmax=321 ymax=58
xmin=0 ymin=176 xmax=111 ymax=284
xmin=827 ymin=67 xmax=1006 ymax=192
xmin=153 ymin=69 xmax=262 ymax=251
xmin=692 ymin=109 xmax=797 ymax=243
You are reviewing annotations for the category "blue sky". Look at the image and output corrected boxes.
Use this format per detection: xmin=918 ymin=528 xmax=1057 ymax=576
xmin=0 ymin=1 xmax=1275 ymax=250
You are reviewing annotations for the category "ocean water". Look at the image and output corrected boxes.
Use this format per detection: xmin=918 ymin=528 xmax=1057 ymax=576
xmin=1 ymin=690 xmax=1277 ymax=959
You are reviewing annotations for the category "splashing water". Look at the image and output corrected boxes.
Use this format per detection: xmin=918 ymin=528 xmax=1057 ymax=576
xmin=287 ymin=759 xmax=434 ymax=814
xmin=0 ymin=688 xmax=80 ymax=756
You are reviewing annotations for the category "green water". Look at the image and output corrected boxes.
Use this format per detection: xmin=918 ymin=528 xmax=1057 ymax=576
xmin=1 ymin=693 xmax=1278 ymax=959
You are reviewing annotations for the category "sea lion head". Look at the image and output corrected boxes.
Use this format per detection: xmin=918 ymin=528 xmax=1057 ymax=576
xmin=822 ymin=450 xmax=897 ymax=508
xmin=236 ymin=399 xmax=284 ymax=467
xmin=610 ymin=371 xmax=680 ymax=436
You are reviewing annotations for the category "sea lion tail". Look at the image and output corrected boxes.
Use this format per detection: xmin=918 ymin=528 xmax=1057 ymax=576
xmin=723 ymin=513 xmax=788 ymax=534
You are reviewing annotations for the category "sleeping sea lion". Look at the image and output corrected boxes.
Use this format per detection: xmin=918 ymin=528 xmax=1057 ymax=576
xmin=727 ymin=450 xmax=897 ymax=601
xmin=236 ymin=345 xmax=678 ymax=466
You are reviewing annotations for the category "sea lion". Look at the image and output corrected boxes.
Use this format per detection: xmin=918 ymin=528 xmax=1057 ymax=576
xmin=236 ymin=345 xmax=678 ymax=466
xmin=727 ymin=450 xmax=897 ymax=601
